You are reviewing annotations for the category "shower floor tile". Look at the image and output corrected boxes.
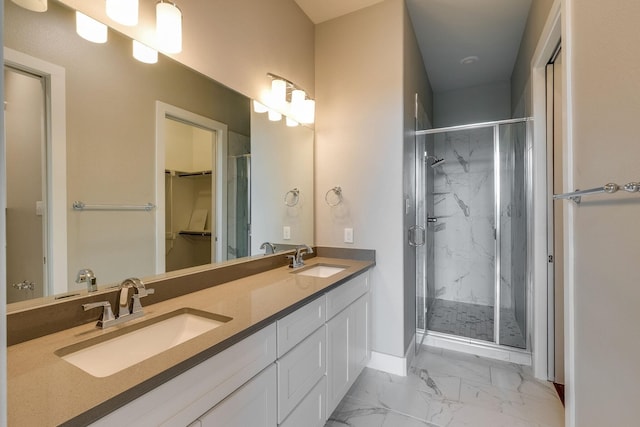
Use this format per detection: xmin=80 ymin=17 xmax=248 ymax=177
xmin=426 ymin=299 xmax=525 ymax=348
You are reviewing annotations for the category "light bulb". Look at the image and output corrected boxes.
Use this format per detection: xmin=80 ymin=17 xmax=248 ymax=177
xmin=300 ymin=99 xmax=315 ymax=124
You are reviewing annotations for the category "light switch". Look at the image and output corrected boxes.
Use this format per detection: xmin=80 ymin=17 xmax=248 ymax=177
xmin=283 ymin=226 xmax=291 ymax=240
xmin=36 ymin=201 xmax=44 ymax=216
xmin=344 ymin=228 xmax=354 ymax=244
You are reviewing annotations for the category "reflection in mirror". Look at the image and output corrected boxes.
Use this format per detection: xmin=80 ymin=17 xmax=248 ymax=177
xmin=251 ymin=110 xmax=314 ymax=254
xmin=4 ymin=0 xmax=313 ymax=306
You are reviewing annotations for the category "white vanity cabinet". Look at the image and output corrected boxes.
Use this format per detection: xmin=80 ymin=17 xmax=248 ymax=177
xmin=326 ymin=273 xmax=370 ymax=417
xmin=90 ymin=270 xmax=371 ymax=427
xmin=197 ymin=364 xmax=277 ymax=427
xmin=276 ymin=296 xmax=327 ymax=426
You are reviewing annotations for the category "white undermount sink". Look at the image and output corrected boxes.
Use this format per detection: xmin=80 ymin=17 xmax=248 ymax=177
xmin=295 ymin=264 xmax=347 ymax=278
xmin=57 ymin=309 xmax=232 ymax=377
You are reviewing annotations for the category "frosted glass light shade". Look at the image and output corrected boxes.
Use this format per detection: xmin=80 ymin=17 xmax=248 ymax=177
xmin=11 ymin=0 xmax=47 ymax=12
xmin=300 ymin=99 xmax=315 ymax=124
xmin=253 ymin=100 xmax=268 ymax=113
xmin=133 ymin=40 xmax=158 ymax=64
xmin=76 ymin=12 xmax=108 ymax=44
xmin=271 ymin=79 xmax=287 ymax=106
xmin=156 ymin=1 xmax=182 ymax=54
xmin=286 ymin=117 xmax=299 ymax=127
xmin=268 ymin=109 xmax=282 ymax=122
xmin=106 ymin=0 xmax=138 ymax=26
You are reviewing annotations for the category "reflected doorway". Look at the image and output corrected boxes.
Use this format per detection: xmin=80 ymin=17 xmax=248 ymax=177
xmin=4 ymin=65 xmax=46 ymax=303
xmin=155 ymin=102 xmax=228 ymax=273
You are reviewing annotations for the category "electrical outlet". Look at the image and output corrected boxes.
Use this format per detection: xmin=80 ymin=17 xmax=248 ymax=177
xmin=283 ymin=226 xmax=291 ymax=240
xmin=344 ymin=228 xmax=354 ymax=244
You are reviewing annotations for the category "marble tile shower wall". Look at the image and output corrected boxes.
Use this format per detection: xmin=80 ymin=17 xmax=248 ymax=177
xmin=433 ymin=128 xmax=497 ymax=307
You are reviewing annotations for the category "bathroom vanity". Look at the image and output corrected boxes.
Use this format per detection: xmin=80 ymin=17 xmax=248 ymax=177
xmin=7 ymin=254 xmax=373 ymax=426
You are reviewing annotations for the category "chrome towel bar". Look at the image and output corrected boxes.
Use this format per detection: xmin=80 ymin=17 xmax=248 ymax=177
xmin=73 ymin=201 xmax=156 ymax=211
xmin=553 ymin=182 xmax=640 ymax=204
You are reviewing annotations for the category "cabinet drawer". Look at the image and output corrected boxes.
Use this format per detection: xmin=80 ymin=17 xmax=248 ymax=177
xmin=280 ymin=376 xmax=326 ymax=427
xmin=326 ymin=272 xmax=369 ymax=319
xmin=199 ymin=364 xmax=277 ymax=427
xmin=277 ymin=295 xmax=326 ymax=357
xmin=91 ymin=324 xmax=277 ymax=427
xmin=277 ymin=325 xmax=326 ymax=423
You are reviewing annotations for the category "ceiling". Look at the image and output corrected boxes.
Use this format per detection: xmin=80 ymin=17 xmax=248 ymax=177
xmin=294 ymin=0 xmax=532 ymax=93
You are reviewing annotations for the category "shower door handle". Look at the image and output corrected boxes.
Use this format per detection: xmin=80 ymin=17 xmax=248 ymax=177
xmin=408 ymin=225 xmax=426 ymax=247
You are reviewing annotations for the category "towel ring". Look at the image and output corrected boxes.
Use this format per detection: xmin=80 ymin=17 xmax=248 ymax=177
xmin=325 ymin=186 xmax=343 ymax=207
xmin=284 ymin=188 xmax=300 ymax=207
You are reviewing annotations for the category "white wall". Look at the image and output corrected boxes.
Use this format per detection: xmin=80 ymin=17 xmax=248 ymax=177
xmin=565 ymin=0 xmax=640 ymax=425
xmin=434 ymin=81 xmax=511 ymax=127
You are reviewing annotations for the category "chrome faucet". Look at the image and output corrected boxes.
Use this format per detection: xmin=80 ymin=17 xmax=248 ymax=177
xmin=287 ymin=244 xmax=314 ymax=268
xmin=260 ymin=242 xmax=276 ymax=255
xmin=76 ymin=268 xmax=97 ymax=292
xmin=82 ymin=277 xmax=154 ymax=329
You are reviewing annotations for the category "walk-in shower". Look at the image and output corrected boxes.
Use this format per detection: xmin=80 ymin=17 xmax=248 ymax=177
xmin=413 ymin=118 xmax=531 ymax=354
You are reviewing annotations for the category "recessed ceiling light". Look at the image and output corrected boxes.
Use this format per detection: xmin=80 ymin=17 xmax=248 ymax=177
xmin=460 ymin=56 xmax=479 ymax=65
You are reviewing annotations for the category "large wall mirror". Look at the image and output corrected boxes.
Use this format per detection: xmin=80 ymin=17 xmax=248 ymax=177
xmin=4 ymin=0 xmax=314 ymax=305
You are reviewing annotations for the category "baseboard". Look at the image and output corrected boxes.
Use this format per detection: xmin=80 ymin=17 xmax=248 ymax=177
xmin=367 ymin=350 xmax=408 ymax=377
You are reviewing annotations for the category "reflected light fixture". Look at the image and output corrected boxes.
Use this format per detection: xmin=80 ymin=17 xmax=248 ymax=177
xmin=76 ymin=12 xmax=108 ymax=44
xmin=268 ymin=109 xmax=282 ymax=122
xmin=106 ymin=0 xmax=139 ymax=26
xmin=156 ymin=0 xmax=182 ymax=54
xmin=257 ymin=73 xmax=315 ymax=125
xmin=11 ymin=0 xmax=47 ymax=12
xmin=133 ymin=40 xmax=158 ymax=64
xmin=253 ymin=100 xmax=269 ymax=113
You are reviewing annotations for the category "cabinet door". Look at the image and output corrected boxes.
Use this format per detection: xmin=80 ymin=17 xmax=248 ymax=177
xmin=326 ymin=307 xmax=350 ymax=416
xmin=199 ymin=364 xmax=277 ymax=427
xmin=280 ymin=376 xmax=327 ymax=427
xmin=277 ymin=326 xmax=326 ymax=422
xmin=351 ymin=294 xmax=369 ymax=377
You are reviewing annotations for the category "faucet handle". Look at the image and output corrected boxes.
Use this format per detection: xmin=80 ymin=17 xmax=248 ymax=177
xmin=83 ymin=301 xmax=116 ymax=327
xmin=130 ymin=288 xmax=154 ymax=314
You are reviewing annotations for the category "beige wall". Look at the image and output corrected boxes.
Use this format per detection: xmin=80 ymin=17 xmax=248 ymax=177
xmin=60 ymin=0 xmax=315 ymax=104
xmin=566 ymin=0 xmax=640 ymax=424
xmin=511 ymin=0 xmax=555 ymax=114
xmin=316 ymin=0 xmax=432 ymax=360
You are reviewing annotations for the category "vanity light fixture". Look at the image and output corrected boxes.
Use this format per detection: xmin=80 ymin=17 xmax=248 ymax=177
xmin=106 ymin=0 xmax=139 ymax=26
xmin=133 ymin=40 xmax=158 ymax=64
xmin=10 ymin=0 xmax=47 ymax=12
xmin=76 ymin=12 xmax=108 ymax=44
xmin=156 ymin=0 xmax=182 ymax=54
xmin=257 ymin=73 xmax=315 ymax=125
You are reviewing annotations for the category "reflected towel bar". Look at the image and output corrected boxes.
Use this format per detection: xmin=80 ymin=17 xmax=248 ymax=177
xmin=553 ymin=182 xmax=640 ymax=204
xmin=73 ymin=201 xmax=156 ymax=211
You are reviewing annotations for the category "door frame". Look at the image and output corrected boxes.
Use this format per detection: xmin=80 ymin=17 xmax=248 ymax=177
xmin=155 ymin=101 xmax=228 ymax=273
xmin=4 ymin=47 xmax=68 ymax=296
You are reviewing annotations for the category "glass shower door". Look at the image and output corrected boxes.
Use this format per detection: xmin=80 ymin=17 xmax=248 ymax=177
xmin=497 ymin=121 xmax=528 ymax=349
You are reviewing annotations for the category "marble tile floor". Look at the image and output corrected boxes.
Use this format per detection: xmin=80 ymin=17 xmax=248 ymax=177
xmin=325 ymin=346 xmax=564 ymax=427
xmin=426 ymin=299 xmax=526 ymax=349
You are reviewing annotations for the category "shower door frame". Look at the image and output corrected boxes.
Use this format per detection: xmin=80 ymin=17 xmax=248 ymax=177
xmin=415 ymin=117 xmax=532 ymax=349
